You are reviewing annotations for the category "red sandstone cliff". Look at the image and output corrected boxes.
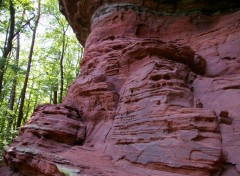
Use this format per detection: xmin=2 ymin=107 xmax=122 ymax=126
xmin=1 ymin=0 xmax=240 ymax=175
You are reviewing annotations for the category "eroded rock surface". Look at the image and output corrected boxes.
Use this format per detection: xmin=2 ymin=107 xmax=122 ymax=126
xmin=2 ymin=0 xmax=240 ymax=176
xmin=4 ymin=104 xmax=86 ymax=176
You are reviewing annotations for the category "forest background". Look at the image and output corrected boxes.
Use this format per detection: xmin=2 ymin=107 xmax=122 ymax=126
xmin=0 ymin=0 xmax=83 ymax=160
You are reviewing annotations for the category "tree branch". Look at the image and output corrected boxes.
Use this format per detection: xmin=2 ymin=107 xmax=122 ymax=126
xmin=13 ymin=15 xmax=35 ymax=38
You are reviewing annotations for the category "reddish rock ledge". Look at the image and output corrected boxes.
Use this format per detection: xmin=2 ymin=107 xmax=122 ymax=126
xmin=2 ymin=0 xmax=240 ymax=176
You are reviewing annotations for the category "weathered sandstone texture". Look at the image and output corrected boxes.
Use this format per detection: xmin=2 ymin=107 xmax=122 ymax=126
xmin=2 ymin=0 xmax=240 ymax=176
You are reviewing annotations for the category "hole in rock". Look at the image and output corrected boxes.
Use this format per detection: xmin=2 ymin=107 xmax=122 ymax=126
xmin=192 ymin=135 xmax=205 ymax=141
xmin=157 ymin=83 xmax=161 ymax=87
xmin=166 ymin=128 xmax=174 ymax=133
xmin=222 ymin=56 xmax=236 ymax=60
xmin=155 ymin=63 xmax=164 ymax=68
xmin=75 ymin=139 xmax=84 ymax=146
xmin=134 ymin=56 xmax=144 ymax=60
xmin=150 ymin=75 xmax=162 ymax=81
xmin=112 ymin=45 xmax=124 ymax=50
xmin=88 ymin=63 xmax=95 ymax=69
xmin=112 ymin=15 xmax=119 ymax=21
xmin=32 ymin=131 xmax=41 ymax=139
xmin=189 ymin=79 xmax=194 ymax=84
xmin=208 ymin=119 xmax=214 ymax=122
xmin=135 ymin=24 xmax=148 ymax=37
xmin=103 ymin=35 xmax=115 ymax=41
xmin=163 ymin=75 xmax=171 ymax=80
xmin=194 ymin=116 xmax=203 ymax=122
xmin=100 ymin=108 xmax=106 ymax=111
xmin=219 ymin=111 xmax=229 ymax=118
xmin=67 ymin=114 xmax=72 ymax=118
xmin=22 ymin=141 xmax=28 ymax=146
xmin=195 ymin=102 xmax=203 ymax=108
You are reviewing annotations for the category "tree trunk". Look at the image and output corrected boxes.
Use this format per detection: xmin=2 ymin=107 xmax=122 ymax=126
xmin=33 ymin=97 xmax=38 ymax=111
xmin=53 ymin=90 xmax=57 ymax=104
xmin=6 ymin=33 xmax=20 ymax=140
xmin=9 ymin=33 xmax=20 ymax=112
xmin=0 ymin=0 xmax=15 ymax=97
xmin=76 ymin=47 xmax=83 ymax=76
xmin=59 ymin=51 xmax=64 ymax=103
xmin=16 ymin=0 xmax=41 ymax=128
xmin=59 ymin=25 xmax=68 ymax=103
xmin=23 ymin=91 xmax=32 ymax=124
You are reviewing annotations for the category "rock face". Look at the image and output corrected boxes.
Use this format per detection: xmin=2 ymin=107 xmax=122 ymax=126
xmin=4 ymin=104 xmax=86 ymax=176
xmin=2 ymin=0 xmax=240 ymax=176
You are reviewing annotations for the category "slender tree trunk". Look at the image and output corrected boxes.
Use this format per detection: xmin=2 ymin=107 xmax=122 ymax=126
xmin=59 ymin=25 xmax=68 ymax=103
xmin=23 ymin=91 xmax=32 ymax=124
xmin=6 ymin=33 xmax=20 ymax=140
xmin=59 ymin=52 xmax=64 ymax=103
xmin=0 ymin=0 xmax=15 ymax=97
xmin=0 ymin=117 xmax=6 ymax=134
xmin=9 ymin=33 xmax=20 ymax=112
xmin=76 ymin=47 xmax=83 ymax=76
xmin=50 ymin=90 xmax=52 ymax=103
xmin=33 ymin=97 xmax=38 ymax=111
xmin=16 ymin=0 xmax=41 ymax=128
xmin=24 ymin=80 xmax=35 ymax=124
xmin=3 ymin=23 xmax=10 ymax=53
xmin=53 ymin=90 xmax=57 ymax=104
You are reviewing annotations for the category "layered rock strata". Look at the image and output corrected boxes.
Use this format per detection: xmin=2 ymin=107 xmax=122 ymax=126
xmin=4 ymin=104 xmax=86 ymax=175
xmin=2 ymin=1 xmax=240 ymax=176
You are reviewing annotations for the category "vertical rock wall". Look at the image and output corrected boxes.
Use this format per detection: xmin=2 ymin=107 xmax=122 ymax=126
xmin=2 ymin=1 xmax=240 ymax=176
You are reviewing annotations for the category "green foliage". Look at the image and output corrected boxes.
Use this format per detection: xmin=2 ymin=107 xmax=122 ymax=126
xmin=0 ymin=0 xmax=83 ymax=161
